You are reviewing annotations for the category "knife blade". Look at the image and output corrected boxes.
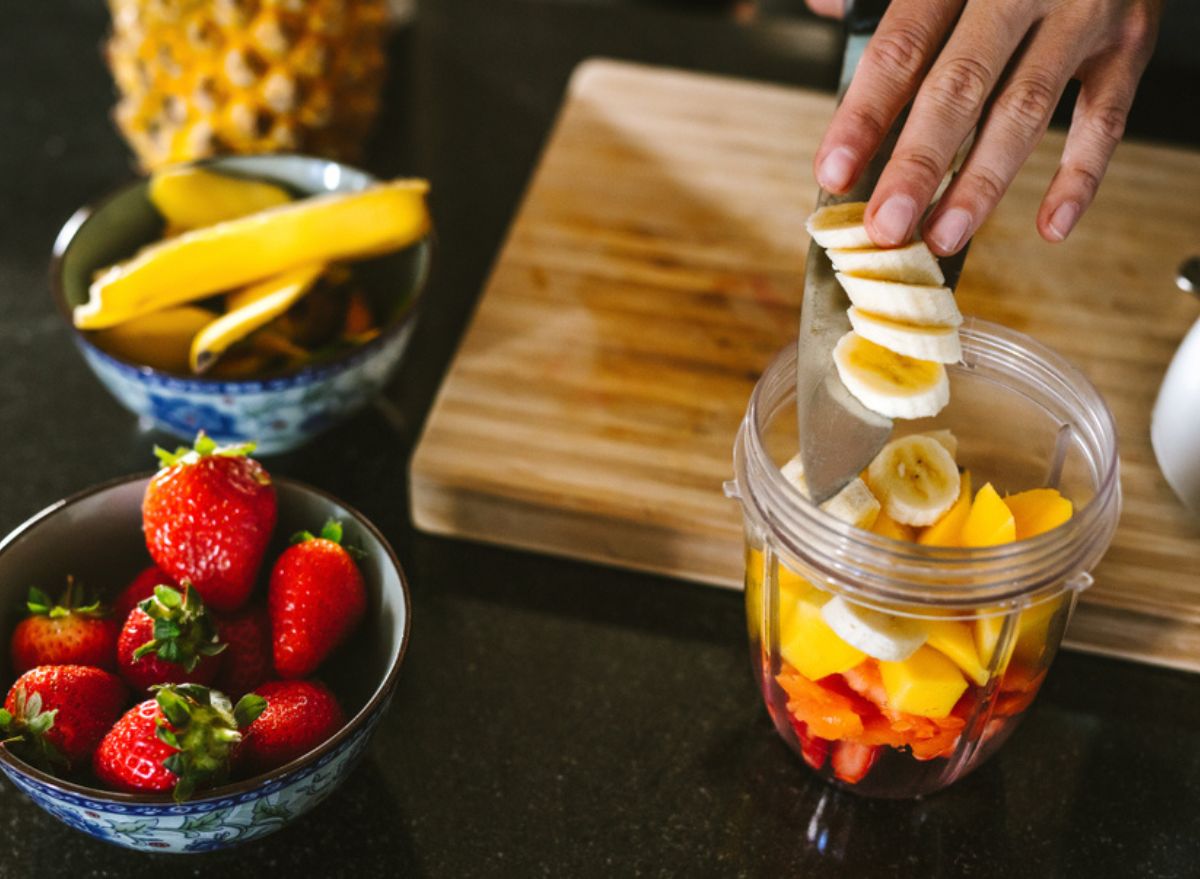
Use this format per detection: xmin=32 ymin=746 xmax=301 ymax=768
xmin=795 ymin=0 xmax=970 ymax=504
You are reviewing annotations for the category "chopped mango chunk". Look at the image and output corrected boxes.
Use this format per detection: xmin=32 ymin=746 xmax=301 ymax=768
xmin=1012 ymin=596 xmax=1066 ymax=665
xmin=925 ymin=620 xmax=989 ymax=686
xmin=872 ymin=509 xmax=917 ymax=542
xmin=781 ymin=597 xmax=866 ymax=681
xmin=974 ymin=614 xmax=1009 ymax=668
xmin=1004 ymin=488 xmax=1073 ymax=540
xmin=744 ymin=546 xmax=764 ymax=640
xmin=879 ymin=646 xmax=968 ymax=718
xmin=918 ymin=471 xmax=972 ymax=546
xmin=960 ymin=482 xmax=1016 ymax=547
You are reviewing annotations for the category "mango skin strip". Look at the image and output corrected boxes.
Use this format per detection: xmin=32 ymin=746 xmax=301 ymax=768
xmin=75 ymin=179 xmax=430 ymax=330
xmin=189 ymin=263 xmax=325 ymax=374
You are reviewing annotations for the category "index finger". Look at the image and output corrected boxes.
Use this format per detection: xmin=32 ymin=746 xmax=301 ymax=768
xmin=814 ymin=0 xmax=962 ymax=194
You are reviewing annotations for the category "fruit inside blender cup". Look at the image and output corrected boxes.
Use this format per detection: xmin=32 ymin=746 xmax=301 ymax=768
xmin=747 ymin=372 xmax=1088 ymax=794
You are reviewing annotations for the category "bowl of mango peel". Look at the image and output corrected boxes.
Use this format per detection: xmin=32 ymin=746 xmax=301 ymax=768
xmin=51 ymin=154 xmax=433 ymax=454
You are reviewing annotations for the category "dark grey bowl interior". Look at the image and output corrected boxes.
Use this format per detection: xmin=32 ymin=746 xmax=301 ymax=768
xmin=0 ymin=474 xmax=409 ymax=798
xmin=52 ymin=153 xmax=432 ymax=381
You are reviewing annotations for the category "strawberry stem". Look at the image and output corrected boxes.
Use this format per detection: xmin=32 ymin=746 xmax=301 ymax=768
xmin=133 ymin=584 xmax=226 ymax=672
xmin=0 ymin=687 xmax=67 ymax=771
xmin=23 ymin=577 xmax=108 ymax=620
xmin=150 ymin=684 xmax=267 ymax=802
xmin=154 ymin=431 xmax=257 ymax=470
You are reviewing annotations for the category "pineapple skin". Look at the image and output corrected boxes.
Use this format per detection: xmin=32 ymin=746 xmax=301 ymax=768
xmin=106 ymin=0 xmax=389 ymax=170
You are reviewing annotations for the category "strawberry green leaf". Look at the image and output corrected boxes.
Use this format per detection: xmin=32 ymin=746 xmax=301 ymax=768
xmin=155 ymin=585 xmax=183 ymax=609
xmin=233 ymin=694 xmax=267 ymax=729
xmin=154 ymin=432 xmax=258 ymax=470
xmin=150 ymin=685 xmax=245 ymax=803
xmin=0 ymin=709 xmax=11 ymax=727
xmin=319 ymin=520 xmax=343 ymax=543
xmin=25 ymin=587 xmax=52 ymax=615
xmin=134 ymin=585 xmax=226 ymax=673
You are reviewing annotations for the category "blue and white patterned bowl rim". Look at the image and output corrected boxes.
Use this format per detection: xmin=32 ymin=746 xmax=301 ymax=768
xmin=0 ymin=473 xmax=412 ymax=812
xmin=48 ymin=152 xmax=433 ymax=393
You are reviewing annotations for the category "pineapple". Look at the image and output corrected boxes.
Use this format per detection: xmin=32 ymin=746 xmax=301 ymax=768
xmin=105 ymin=0 xmax=389 ymax=170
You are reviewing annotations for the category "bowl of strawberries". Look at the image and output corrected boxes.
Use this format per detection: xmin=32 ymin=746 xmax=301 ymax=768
xmin=0 ymin=434 xmax=410 ymax=853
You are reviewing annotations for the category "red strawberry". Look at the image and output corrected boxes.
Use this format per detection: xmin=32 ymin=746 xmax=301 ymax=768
xmin=788 ymin=715 xmax=831 ymax=772
xmin=114 ymin=565 xmax=177 ymax=623
xmin=142 ymin=432 xmax=277 ymax=613
xmin=116 ymin=584 xmax=225 ymax=693
xmin=10 ymin=579 xmax=119 ymax=674
xmin=236 ymin=680 xmax=345 ymax=776
xmin=269 ymin=521 xmax=366 ymax=678
xmin=1 ymin=665 xmax=127 ymax=772
xmin=830 ymin=740 xmax=879 ymax=785
xmin=215 ymin=606 xmax=272 ymax=699
xmin=94 ymin=684 xmax=265 ymax=801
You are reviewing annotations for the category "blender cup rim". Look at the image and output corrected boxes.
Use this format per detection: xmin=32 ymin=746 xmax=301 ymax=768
xmin=733 ymin=318 xmax=1121 ymax=611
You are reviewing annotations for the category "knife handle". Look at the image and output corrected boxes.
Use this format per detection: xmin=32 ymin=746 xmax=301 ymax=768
xmin=844 ymin=0 xmax=890 ymax=35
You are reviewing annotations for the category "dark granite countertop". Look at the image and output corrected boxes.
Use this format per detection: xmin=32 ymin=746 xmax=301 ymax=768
xmin=2 ymin=1 xmax=1199 ymax=876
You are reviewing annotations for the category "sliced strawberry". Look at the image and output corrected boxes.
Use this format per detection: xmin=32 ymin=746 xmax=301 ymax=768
xmin=788 ymin=715 xmax=831 ymax=771
xmin=831 ymin=741 xmax=880 ymax=784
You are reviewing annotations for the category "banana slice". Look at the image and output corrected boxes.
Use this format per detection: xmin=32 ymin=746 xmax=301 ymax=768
xmin=805 ymin=202 xmax=873 ymax=249
xmin=827 ymin=241 xmax=945 ymax=286
xmin=836 ymin=273 xmax=962 ymax=326
xmin=779 ymin=455 xmax=881 ymax=529
xmin=832 ymin=331 xmax=949 ymax=420
xmin=820 ymin=595 xmax=926 ymax=662
xmin=867 ymin=434 xmax=962 ymax=526
xmin=923 ymin=428 xmax=959 ymax=459
xmin=847 ymin=307 xmax=963 ymax=364
xmin=189 ymin=264 xmax=325 ymax=373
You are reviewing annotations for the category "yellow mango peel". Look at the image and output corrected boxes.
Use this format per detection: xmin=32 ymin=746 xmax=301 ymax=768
xmin=149 ymin=168 xmax=292 ymax=230
xmin=75 ymin=179 xmax=431 ymax=330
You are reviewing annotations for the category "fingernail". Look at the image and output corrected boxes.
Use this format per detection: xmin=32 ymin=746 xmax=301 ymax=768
xmin=1048 ymin=202 xmax=1080 ymax=242
xmin=872 ymin=195 xmax=918 ymax=245
xmin=818 ymin=147 xmax=856 ymax=192
xmin=928 ymin=207 xmax=973 ymax=254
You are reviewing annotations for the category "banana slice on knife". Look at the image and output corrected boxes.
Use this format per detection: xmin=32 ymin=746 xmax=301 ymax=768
xmin=847 ymin=307 xmax=963 ymax=364
xmin=828 ymin=240 xmax=945 ymax=286
xmin=832 ymin=332 xmax=949 ymax=421
xmin=806 ymin=201 xmax=962 ymax=420
xmin=836 ymin=273 xmax=962 ymax=326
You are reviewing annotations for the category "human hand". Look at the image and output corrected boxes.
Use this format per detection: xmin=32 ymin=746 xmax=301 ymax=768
xmin=809 ymin=0 xmax=1162 ymax=253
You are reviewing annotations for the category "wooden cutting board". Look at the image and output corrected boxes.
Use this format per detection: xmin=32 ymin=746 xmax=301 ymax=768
xmin=411 ymin=59 xmax=1200 ymax=672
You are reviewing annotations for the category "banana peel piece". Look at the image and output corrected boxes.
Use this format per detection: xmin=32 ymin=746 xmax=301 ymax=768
xmin=75 ymin=180 xmax=431 ymax=330
xmin=149 ymin=168 xmax=292 ymax=230
xmin=190 ymin=264 xmax=325 ymax=374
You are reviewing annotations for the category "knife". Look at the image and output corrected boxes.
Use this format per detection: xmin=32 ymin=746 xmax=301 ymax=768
xmin=796 ymin=0 xmax=970 ymax=503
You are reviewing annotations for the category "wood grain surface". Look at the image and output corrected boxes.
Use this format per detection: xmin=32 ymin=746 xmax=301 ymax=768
xmin=410 ymin=59 xmax=1200 ymax=671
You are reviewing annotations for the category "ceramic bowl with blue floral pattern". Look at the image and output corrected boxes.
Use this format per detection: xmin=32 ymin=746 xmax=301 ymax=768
xmin=0 ymin=475 xmax=410 ymax=853
xmin=50 ymin=154 xmax=432 ymax=454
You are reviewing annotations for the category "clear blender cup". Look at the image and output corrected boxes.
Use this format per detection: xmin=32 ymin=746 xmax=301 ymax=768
xmin=729 ymin=319 xmax=1120 ymax=798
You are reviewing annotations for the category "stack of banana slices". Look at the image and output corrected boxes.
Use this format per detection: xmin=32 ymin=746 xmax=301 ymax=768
xmin=806 ymin=202 xmax=963 ymax=420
